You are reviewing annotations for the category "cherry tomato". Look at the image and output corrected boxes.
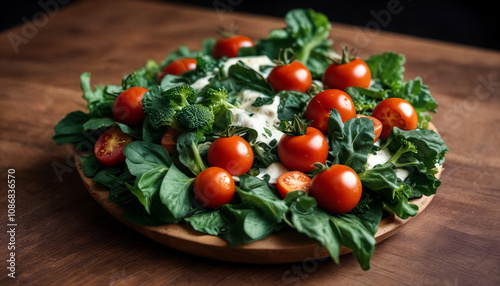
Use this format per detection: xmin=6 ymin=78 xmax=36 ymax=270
xmin=207 ymin=135 xmax=254 ymax=176
xmin=112 ymin=86 xmax=148 ymax=127
xmin=371 ymin=98 xmax=418 ymax=140
xmin=156 ymin=58 xmax=197 ymax=82
xmin=356 ymin=114 xmax=383 ymax=143
xmin=267 ymin=61 xmax=312 ymax=93
xmin=305 ymin=89 xmax=356 ymax=133
xmin=193 ymin=167 xmax=235 ymax=209
xmin=161 ymin=128 xmax=182 ymax=154
xmin=276 ymin=171 xmax=312 ymax=199
xmin=309 ymin=164 xmax=362 ymax=214
xmin=323 ymin=58 xmax=371 ymax=90
xmin=94 ymin=127 xmax=133 ymax=168
xmin=212 ymin=35 xmax=255 ymax=59
xmin=277 ymin=127 xmax=329 ymax=173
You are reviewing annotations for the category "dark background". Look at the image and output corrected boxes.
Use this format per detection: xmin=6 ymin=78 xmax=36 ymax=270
xmin=1 ymin=0 xmax=499 ymax=50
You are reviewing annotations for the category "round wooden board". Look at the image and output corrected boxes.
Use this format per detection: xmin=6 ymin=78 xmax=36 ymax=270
xmin=75 ymin=123 xmax=444 ymax=264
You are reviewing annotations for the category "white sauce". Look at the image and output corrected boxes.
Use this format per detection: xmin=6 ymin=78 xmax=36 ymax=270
xmin=190 ymin=75 xmax=212 ymax=92
xmin=257 ymin=162 xmax=289 ymax=184
xmin=222 ymin=55 xmax=274 ymax=77
xmin=365 ymin=142 xmax=410 ymax=181
xmin=230 ymin=89 xmax=283 ymax=145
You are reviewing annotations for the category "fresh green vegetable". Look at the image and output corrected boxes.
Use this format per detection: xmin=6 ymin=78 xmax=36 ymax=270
xmin=52 ymin=8 xmax=448 ymax=271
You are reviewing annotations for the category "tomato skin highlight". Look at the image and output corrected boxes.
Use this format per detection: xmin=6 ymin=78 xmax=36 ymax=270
xmin=309 ymin=164 xmax=362 ymax=214
xmin=277 ymin=171 xmax=311 ymax=199
xmin=371 ymin=98 xmax=418 ymax=140
xmin=161 ymin=128 xmax=182 ymax=154
xmin=356 ymin=114 xmax=383 ymax=143
xmin=322 ymin=58 xmax=371 ymax=90
xmin=305 ymin=89 xmax=356 ymax=133
xmin=267 ymin=61 xmax=312 ymax=93
xmin=112 ymin=86 xmax=148 ymax=127
xmin=157 ymin=58 xmax=197 ymax=82
xmin=94 ymin=127 xmax=133 ymax=168
xmin=207 ymin=135 xmax=254 ymax=176
xmin=193 ymin=167 xmax=235 ymax=209
xmin=277 ymin=127 xmax=329 ymax=173
xmin=212 ymin=35 xmax=255 ymax=59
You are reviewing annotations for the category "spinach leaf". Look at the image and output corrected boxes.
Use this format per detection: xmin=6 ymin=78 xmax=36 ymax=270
xmin=159 ymin=164 xmax=194 ymax=222
xmin=93 ymin=167 xmax=124 ymax=189
xmin=142 ymin=116 xmax=169 ymax=143
xmin=108 ymin=168 xmax=135 ymax=204
xmin=252 ymin=140 xmax=280 ymax=168
xmin=365 ymin=52 xmax=405 ymax=88
xmin=52 ymin=111 xmax=92 ymax=146
xmin=277 ymin=90 xmax=311 ymax=121
xmin=328 ymin=110 xmax=375 ymax=173
xmin=82 ymin=117 xmax=142 ymax=139
xmin=404 ymin=167 xmax=442 ymax=198
xmin=80 ymin=153 xmax=101 ymax=177
xmin=123 ymin=141 xmax=172 ymax=176
xmin=127 ymin=166 xmax=168 ymax=215
xmin=185 ymin=209 xmax=226 ymax=236
xmin=121 ymin=200 xmax=166 ymax=226
xmin=227 ymin=61 xmax=274 ymax=96
xmin=237 ymin=175 xmax=288 ymax=224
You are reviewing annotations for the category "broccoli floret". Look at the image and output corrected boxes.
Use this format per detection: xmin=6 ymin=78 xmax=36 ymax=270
xmin=200 ymin=87 xmax=236 ymax=114
xmin=164 ymin=85 xmax=197 ymax=110
xmin=175 ymin=104 xmax=214 ymax=130
xmin=383 ymin=139 xmax=418 ymax=168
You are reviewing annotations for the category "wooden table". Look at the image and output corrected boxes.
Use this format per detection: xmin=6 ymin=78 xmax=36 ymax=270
xmin=1 ymin=0 xmax=499 ymax=284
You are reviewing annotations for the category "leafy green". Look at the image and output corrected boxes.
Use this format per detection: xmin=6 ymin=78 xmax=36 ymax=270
xmin=80 ymin=153 xmax=101 ymax=177
xmin=327 ymin=110 xmax=375 ymax=173
xmin=176 ymin=131 xmax=207 ymax=176
xmin=227 ymin=61 xmax=274 ymax=96
xmin=365 ymin=52 xmax=405 ymax=88
xmin=52 ymin=111 xmax=92 ymax=146
xmin=123 ymin=141 xmax=172 ymax=176
xmin=80 ymin=73 xmax=117 ymax=118
xmin=122 ymin=60 xmax=160 ymax=90
xmin=250 ymin=9 xmax=335 ymax=79
xmin=82 ymin=117 xmax=142 ymax=138
xmin=158 ymin=164 xmax=195 ymax=222
xmin=277 ymin=90 xmax=311 ymax=121
xmin=345 ymin=87 xmax=388 ymax=115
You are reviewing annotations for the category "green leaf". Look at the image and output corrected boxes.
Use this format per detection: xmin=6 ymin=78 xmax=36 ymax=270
xmin=329 ymin=113 xmax=375 ymax=173
xmin=366 ymin=52 xmax=405 ymax=88
xmin=176 ymin=131 xmax=207 ymax=176
xmin=52 ymin=111 xmax=91 ymax=146
xmin=128 ymin=166 xmax=168 ymax=214
xmin=82 ymin=117 xmax=142 ymax=138
xmin=80 ymin=72 xmax=116 ymax=117
xmin=80 ymin=154 xmax=101 ymax=177
xmin=345 ymin=87 xmax=388 ymax=115
xmin=159 ymin=164 xmax=194 ymax=222
xmin=122 ymin=60 xmax=160 ymax=90
xmin=124 ymin=141 xmax=172 ymax=176
xmin=227 ymin=61 xmax=275 ymax=96
xmin=185 ymin=209 xmax=226 ymax=236
xmin=93 ymin=168 xmax=124 ymax=188
xmin=277 ymin=90 xmax=311 ymax=121
xmin=108 ymin=168 xmax=135 ymax=204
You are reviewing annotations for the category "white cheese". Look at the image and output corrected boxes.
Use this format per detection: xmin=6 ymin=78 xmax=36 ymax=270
xmin=190 ymin=75 xmax=212 ymax=92
xmin=257 ymin=162 xmax=289 ymax=184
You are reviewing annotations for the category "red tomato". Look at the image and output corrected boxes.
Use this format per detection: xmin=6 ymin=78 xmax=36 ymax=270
xmin=94 ymin=127 xmax=133 ymax=167
xmin=161 ymin=128 xmax=182 ymax=154
xmin=212 ymin=35 xmax=255 ymax=59
xmin=305 ymin=89 xmax=356 ymax=133
xmin=277 ymin=127 xmax=329 ymax=173
xmin=356 ymin=114 xmax=383 ymax=143
xmin=371 ymin=98 xmax=418 ymax=140
xmin=276 ymin=171 xmax=311 ymax=199
xmin=267 ymin=61 xmax=312 ymax=93
xmin=193 ymin=167 xmax=235 ymax=209
xmin=207 ymin=135 xmax=254 ymax=176
xmin=309 ymin=164 xmax=362 ymax=214
xmin=156 ymin=58 xmax=197 ymax=82
xmin=112 ymin=86 xmax=148 ymax=127
xmin=323 ymin=58 xmax=371 ymax=90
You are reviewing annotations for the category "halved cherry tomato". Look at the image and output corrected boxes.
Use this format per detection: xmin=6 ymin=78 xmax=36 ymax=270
xmin=305 ymin=89 xmax=356 ymax=133
xmin=277 ymin=171 xmax=311 ymax=199
xmin=207 ymin=135 xmax=254 ymax=176
xmin=323 ymin=58 xmax=371 ymax=90
xmin=371 ymin=98 xmax=418 ymax=140
xmin=193 ymin=167 xmax=235 ymax=209
xmin=94 ymin=127 xmax=133 ymax=167
xmin=212 ymin=35 xmax=255 ymax=59
xmin=156 ymin=58 xmax=197 ymax=82
xmin=267 ymin=61 xmax=312 ymax=93
xmin=356 ymin=114 xmax=383 ymax=143
xmin=309 ymin=164 xmax=362 ymax=214
xmin=161 ymin=128 xmax=182 ymax=154
xmin=112 ymin=86 xmax=148 ymax=127
xmin=277 ymin=127 xmax=329 ymax=173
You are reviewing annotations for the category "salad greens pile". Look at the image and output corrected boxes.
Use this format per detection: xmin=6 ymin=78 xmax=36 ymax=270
xmin=53 ymin=8 xmax=448 ymax=270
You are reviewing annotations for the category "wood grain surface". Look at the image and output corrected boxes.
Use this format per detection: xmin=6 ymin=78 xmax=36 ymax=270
xmin=1 ymin=0 xmax=499 ymax=285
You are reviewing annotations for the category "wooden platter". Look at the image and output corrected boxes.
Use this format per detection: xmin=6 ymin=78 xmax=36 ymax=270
xmin=75 ymin=124 xmax=444 ymax=264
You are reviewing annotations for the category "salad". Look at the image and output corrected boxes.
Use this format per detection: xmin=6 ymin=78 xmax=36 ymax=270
xmin=53 ymin=9 xmax=448 ymax=270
